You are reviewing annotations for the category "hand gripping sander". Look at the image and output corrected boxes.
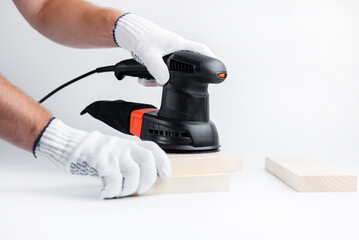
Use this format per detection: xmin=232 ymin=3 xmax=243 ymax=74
xmin=39 ymin=51 xmax=227 ymax=153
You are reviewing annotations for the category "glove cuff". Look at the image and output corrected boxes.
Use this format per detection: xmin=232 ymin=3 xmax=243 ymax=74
xmin=34 ymin=118 xmax=88 ymax=169
xmin=113 ymin=13 xmax=154 ymax=52
xmin=112 ymin=12 xmax=131 ymax=47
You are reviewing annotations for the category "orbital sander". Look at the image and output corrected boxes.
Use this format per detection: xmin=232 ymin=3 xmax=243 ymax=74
xmin=39 ymin=51 xmax=227 ymax=153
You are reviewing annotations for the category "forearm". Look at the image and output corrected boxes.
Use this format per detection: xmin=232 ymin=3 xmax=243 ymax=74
xmin=0 ymin=75 xmax=52 ymax=152
xmin=13 ymin=0 xmax=124 ymax=48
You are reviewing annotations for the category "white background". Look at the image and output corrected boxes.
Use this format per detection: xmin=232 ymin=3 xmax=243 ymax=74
xmin=1 ymin=0 xmax=358 ymax=239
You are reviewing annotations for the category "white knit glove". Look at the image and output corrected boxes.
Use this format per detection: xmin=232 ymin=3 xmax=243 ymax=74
xmin=34 ymin=118 xmax=171 ymax=199
xmin=113 ymin=13 xmax=216 ymax=86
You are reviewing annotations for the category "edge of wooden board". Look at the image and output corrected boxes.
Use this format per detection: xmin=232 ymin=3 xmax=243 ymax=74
xmin=168 ymin=153 xmax=241 ymax=177
xmin=139 ymin=173 xmax=231 ymax=196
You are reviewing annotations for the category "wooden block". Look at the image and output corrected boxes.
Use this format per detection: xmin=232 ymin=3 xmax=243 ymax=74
xmin=168 ymin=153 xmax=241 ymax=177
xmin=136 ymin=153 xmax=240 ymax=196
xmin=266 ymin=156 xmax=357 ymax=192
xmin=140 ymin=173 xmax=230 ymax=195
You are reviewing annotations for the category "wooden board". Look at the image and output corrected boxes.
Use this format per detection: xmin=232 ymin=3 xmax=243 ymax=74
xmin=168 ymin=153 xmax=241 ymax=177
xmin=265 ymin=156 xmax=357 ymax=192
xmin=140 ymin=173 xmax=230 ymax=195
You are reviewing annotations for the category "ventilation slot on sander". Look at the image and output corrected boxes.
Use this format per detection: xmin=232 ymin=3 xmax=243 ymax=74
xmin=170 ymin=59 xmax=194 ymax=72
xmin=148 ymin=122 xmax=190 ymax=138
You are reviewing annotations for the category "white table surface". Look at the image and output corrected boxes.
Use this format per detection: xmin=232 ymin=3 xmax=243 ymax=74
xmin=1 ymin=147 xmax=358 ymax=240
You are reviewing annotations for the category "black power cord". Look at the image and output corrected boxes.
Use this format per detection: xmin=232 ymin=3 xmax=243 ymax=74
xmin=38 ymin=65 xmax=115 ymax=104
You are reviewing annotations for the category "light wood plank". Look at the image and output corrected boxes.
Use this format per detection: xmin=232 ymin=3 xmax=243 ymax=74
xmin=140 ymin=173 xmax=230 ymax=195
xmin=266 ymin=156 xmax=357 ymax=192
xmin=168 ymin=153 xmax=241 ymax=177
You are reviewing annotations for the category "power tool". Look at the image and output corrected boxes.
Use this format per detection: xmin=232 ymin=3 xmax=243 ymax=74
xmin=39 ymin=51 xmax=227 ymax=153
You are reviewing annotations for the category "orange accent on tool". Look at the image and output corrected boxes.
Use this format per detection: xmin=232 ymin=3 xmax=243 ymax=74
xmin=218 ymin=73 xmax=226 ymax=78
xmin=130 ymin=108 xmax=158 ymax=137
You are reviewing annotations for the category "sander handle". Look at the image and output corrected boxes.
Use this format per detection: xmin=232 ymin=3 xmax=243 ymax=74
xmin=114 ymin=59 xmax=153 ymax=80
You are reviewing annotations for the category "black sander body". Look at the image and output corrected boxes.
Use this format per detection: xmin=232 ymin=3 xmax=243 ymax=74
xmin=40 ymin=51 xmax=227 ymax=153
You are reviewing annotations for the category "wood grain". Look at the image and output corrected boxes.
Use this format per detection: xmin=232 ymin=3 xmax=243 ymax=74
xmin=266 ymin=156 xmax=357 ymax=192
